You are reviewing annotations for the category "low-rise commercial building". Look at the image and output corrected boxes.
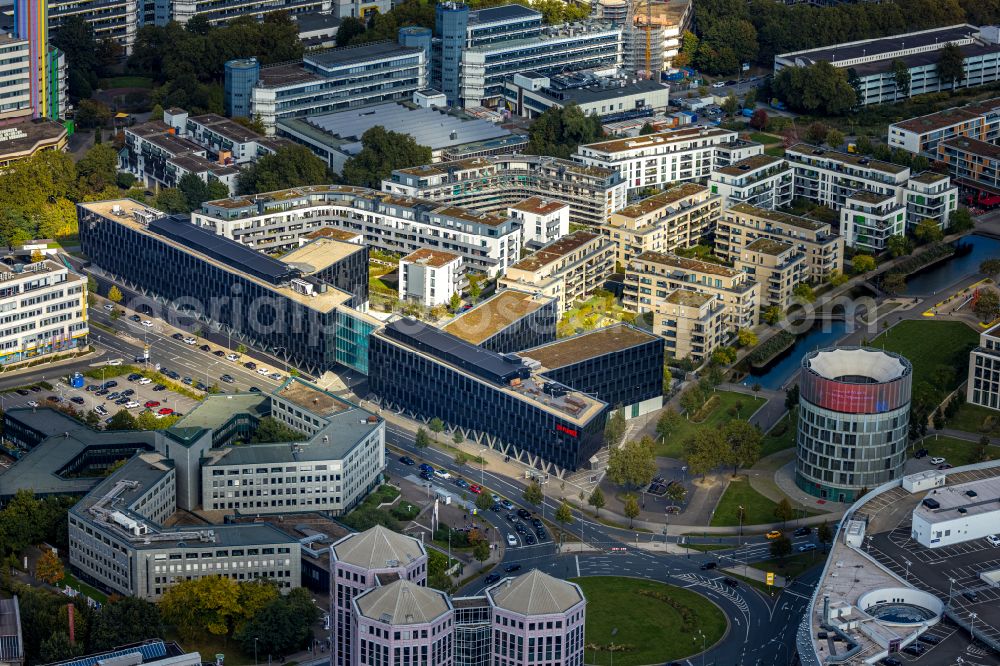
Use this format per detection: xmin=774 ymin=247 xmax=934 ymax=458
xmin=441 ymin=289 xmax=557 ymax=354
xmin=656 ymin=289 xmax=727 ymax=364
xmin=911 ymin=476 xmax=1000 ymax=548
xmin=575 ymin=126 xmax=757 ymax=194
xmin=708 ymin=154 xmax=794 ymax=210
xmin=507 ymin=197 xmax=569 ymax=247
xmin=277 ymin=101 xmax=518 ymax=173
xmin=78 ymin=199 xmax=377 ymax=376
xmin=888 ymin=97 xmax=1000 ymax=156
xmin=193 ymin=185 xmax=523 ymax=275
xmin=600 ymin=183 xmax=721 ymax=265
xmin=501 ymin=70 xmax=669 ymax=120
xmin=716 ymin=203 xmax=844 ymax=282
xmin=839 ymin=191 xmax=907 ymax=253
xmin=383 ymin=155 xmax=627 ymax=227
xmin=734 ymin=238 xmax=806 ymax=310
xmin=786 ymin=143 xmax=958 ymax=238
xmin=399 ymin=248 xmax=463 ymax=308
xmin=229 ymin=40 xmax=428 ymax=134
xmin=0 ymin=119 xmax=69 ymax=169
xmin=967 ymin=322 xmax=1000 ymax=410
xmin=498 ymin=230 xmax=615 ymax=312
xmin=0 ymin=256 xmax=88 ymax=366
xmin=157 ymin=0 xmax=330 ymax=29
xmin=623 ymin=251 xmax=759 ymax=332
xmin=774 ymin=25 xmax=1000 ymax=107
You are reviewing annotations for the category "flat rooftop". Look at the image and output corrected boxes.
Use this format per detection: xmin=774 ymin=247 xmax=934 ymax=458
xmin=613 ymin=182 xmax=708 ymax=218
xmin=469 ymin=3 xmax=540 ymax=24
xmin=786 ymin=143 xmax=908 ymax=175
xmin=304 ymin=41 xmax=422 ymax=70
xmin=190 ymin=113 xmax=265 ymax=144
xmin=510 ymin=230 xmax=601 ymax=272
xmin=275 ymin=377 xmax=354 ymax=418
xmin=258 ymin=63 xmax=322 ymax=88
xmin=402 ymin=247 xmax=461 ymax=268
xmin=508 ymin=196 xmax=568 ymax=216
xmin=304 ymin=228 xmax=364 ymax=242
xmin=633 ymin=251 xmax=739 ymax=277
xmin=443 ymin=290 xmax=550 ymax=344
xmin=280 ymin=237 xmax=364 ymax=273
xmin=714 ymin=154 xmax=785 ymax=177
xmin=777 ymin=24 xmax=979 ymax=64
xmin=172 ymin=394 xmax=269 ymax=431
xmin=0 ymin=117 xmax=66 ymax=157
xmin=519 ymin=324 xmax=658 ymax=370
xmin=913 ymin=475 xmax=1000 ymax=523
xmin=665 ymin=289 xmax=713 ymax=307
xmin=727 ymin=203 xmax=828 ymax=231
xmin=581 ymin=126 xmax=733 ymax=155
xmin=540 ymin=79 xmax=669 ymax=106
xmin=892 ymin=107 xmax=982 ymax=134
xmin=849 ymin=190 xmax=897 ymax=204
xmin=744 ymin=237 xmax=792 ymax=255
xmin=942 ymin=135 xmax=1000 ymax=160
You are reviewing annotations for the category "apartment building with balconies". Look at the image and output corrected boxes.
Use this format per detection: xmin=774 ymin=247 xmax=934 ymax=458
xmin=839 ymin=190 xmax=906 ymax=253
xmin=708 ymin=154 xmax=794 ymax=210
xmin=887 ymin=97 xmax=1000 ymax=156
xmin=734 ymin=238 xmax=806 ymax=310
xmin=623 ymin=251 xmax=759 ymax=333
xmin=599 ymin=183 xmax=720 ymax=266
xmin=383 ymin=155 xmax=627 ymax=227
xmin=656 ymin=289 xmax=727 ymax=364
xmin=574 ymin=126 xmax=751 ymax=194
xmin=498 ymin=230 xmax=614 ymax=311
xmin=715 ymin=203 xmax=844 ymax=282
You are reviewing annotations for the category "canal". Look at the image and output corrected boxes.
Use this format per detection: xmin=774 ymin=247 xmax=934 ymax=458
xmin=743 ymin=320 xmax=850 ymax=391
xmin=904 ymin=234 xmax=1000 ymax=296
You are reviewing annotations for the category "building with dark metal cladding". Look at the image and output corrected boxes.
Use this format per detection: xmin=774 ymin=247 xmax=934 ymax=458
xmin=796 ymin=346 xmax=912 ymax=503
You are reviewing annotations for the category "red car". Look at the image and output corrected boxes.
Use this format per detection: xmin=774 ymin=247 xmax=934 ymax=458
xmin=158 ymin=407 xmax=174 ymax=416
xmin=144 ymin=400 xmax=161 ymax=408
xmin=469 ymin=484 xmax=482 ymax=494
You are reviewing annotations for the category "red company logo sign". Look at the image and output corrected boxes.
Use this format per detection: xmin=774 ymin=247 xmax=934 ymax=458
xmin=555 ymin=423 xmax=578 ymax=438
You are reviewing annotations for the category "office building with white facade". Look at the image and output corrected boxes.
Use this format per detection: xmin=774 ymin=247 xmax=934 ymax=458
xmin=967 ymin=321 xmax=1000 ymax=410
xmin=399 ymin=248 xmax=463 ymax=308
xmin=708 ymin=154 xmax=794 ymax=210
xmin=774 ymin=25 xmax=1000 ymax=107
xmin=575 ymin=126 xmax=758 ymax=194
xmin=501 ymin=70 xmax=670 ymax=121
xmin=194 ymin=186 xmax=523 ymax=275
xmin=383 ymin=155 xmax=627 ymax=227
xmin=0 ymin=257 xmax=88 ymax=366
xmin=911 ymin=476 xmax=1000 ymax=548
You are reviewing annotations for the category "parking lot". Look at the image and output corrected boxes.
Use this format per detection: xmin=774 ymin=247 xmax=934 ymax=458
xmin=2 ymin=369 xmax=199 ymax=424
xmin=868 ymin=513 xmax=1000 ymax=654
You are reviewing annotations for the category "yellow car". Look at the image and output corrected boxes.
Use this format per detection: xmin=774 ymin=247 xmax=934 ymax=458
xmin=765 ymin=530 xmax=782 ymax=540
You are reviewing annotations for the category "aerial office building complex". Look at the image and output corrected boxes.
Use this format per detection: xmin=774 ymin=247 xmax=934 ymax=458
xmin=774 ymin=25 xmax=1000 ymax=106
xmin=796 ymin=347 xmax=912 ymax=502
xmin=77 ymin=199 xmax=377 ymax=376
xmin=967 ymin=322 xmax=1000 ymax=410
xmin=434 ymin=2 xmax=622 ymax=107
xmin=501 ymin=71 xmax=670 ymax=121
xmin=383 ymin=155 xmax=628 ymax=227
xmin=331 ymin=526 xmax=586 ymax=666
xmin=193 ymin=185 xmax=524 ymax=275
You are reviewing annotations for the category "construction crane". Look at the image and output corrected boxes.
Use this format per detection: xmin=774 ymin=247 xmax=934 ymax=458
xmin=644 ymin=0 xmax=652 ymax=78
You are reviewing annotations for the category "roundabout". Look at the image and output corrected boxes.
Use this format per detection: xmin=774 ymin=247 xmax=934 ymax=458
xmin=570 ymin=576 xmax=728 ymax=666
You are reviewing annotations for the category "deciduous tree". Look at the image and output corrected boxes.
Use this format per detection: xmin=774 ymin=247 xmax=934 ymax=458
xmin=587 ymin=487 xmax=606 ymax=516
xmin=523 ymin=480 xmax=543 ymax=506
xmin=773 ymin=497 xmax=794 ymax=527
xmin=415 ymin=427 xmax=430 ymax=448
xmin=342 ymin=126 xmax=433 ymax=188
xmin=656 ymin=408 xmax=682 ymax=442
xmin=852 ymin=254 xmax=876 ymax=274
xmin=160 ymin=576 xmax=242 ymax=639
xmin=892 ymin=59 xmax=911 ymax=97
xmin=974 ymin=290 xmax=1000 ymax=323
xmin=36 ymin=549 xmax=63 ymax=585
xmin=607 ymin=436 xmax=657 ymax=492
xmin=623 ymin=494 xmax=640 ymax=528
xmin=237 ymin=145 xmax=330 ymax=194
xmin=603 ymin=406 xmax=627 ymax=448
xmin=428 ymin=417 xmax=445 ymax=442
xmin=737 ymin=328 xmax=758 ymax=347
xmin=914 ymin=219 xmax=943 ymax=244
xmin=937 ymin=42 xmax=965 ymax=89
xmin=723 ymin=419 xmax=762 ymax=474
xmin=770 ymin=534 xmax=792 ymax=560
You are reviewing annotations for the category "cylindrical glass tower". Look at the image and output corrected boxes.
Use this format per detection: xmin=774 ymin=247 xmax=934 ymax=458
xmin=796 ymin=346 xmax=913 ymax=503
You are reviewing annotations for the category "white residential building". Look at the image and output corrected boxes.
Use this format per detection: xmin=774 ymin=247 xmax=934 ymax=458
xmin=399 ymin=248 xmax=463 ymax=307
xmin=193 ymin=186 xmax=523 ymax=274
xmin=0 ymin=258 xmax=88 ymax=366
xmin=968 ymin=322 xmax=1000 ymax=410
xmin=888 ymin=97 xmax=1000 ymax=156
xmin=574 ymin=126 xmax=758 ymax=194
xmin=839 ymin=191 xmax=907 ymax=253
xmin=507 ymin=197 xmax=569 ymax=246
xmin=708 ymin=154 xmax=794 ymax=210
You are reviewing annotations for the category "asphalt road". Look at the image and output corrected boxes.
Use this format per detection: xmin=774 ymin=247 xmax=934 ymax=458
xmin=382 ymin=422 xmax=817 ymax=665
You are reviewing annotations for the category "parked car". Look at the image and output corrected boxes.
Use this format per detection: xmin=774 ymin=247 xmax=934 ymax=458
xmin=183 ymin=337 xmax=197 ymax=345
xmin=506 ymin=534 xmax=517 ymax=547
xmin=121 ymin=389 xmax=135 ymax=397
xmin=171 ymin=333 xmax=184 ymax=340
xmin=26 ymin=400 xmax=38 ymax=408
xmin=987 ymin=534 xmax=1000 ymax=547
xmin=917 ymin=634 xmax=940 ymax=645
xmin=434 ymin=469 xmax=451 ymax=479
xmin=95 ymin=405 xmax=108 ymax=416
xmin=127 ymin=373 xmax=142 ymax=381
xmin=270 ymin=372 xmax=282 ymax=380
xmin=930 ymin=457 xmax=946 ymax=465
xmin=711 ymin=81 xmax=726 ymax=88
xmin=964 ymin=590 xmax=980 ymax=602
xmin=200 ymin=344 xmax=212 ymax=352
xmin=130 ymin=314 xmax=142 ymax=322
xmin=524 ymin=534 xmax=536 ymax=545
xmin=152 ymin=384 xmax=166 ymax=391
xmin=419 ymin=463 xmax=433 ymax=473
xmin=125 ymin=401 xmax=140 ymax=409
xmin=141 ymin=320 xmax=153 ymax=328
xmin=158 ymin=407 xmax=174 ymax=416
xmin=535 ymin=528 xmax=547 ymax=540
xmin=914 ymin=448 xmax=929 ymax=458
xmin=880 ymin=658 xmax=902 ymax=666
xmin=213 ymin=350 xmax=226 ymax=357
xmin=517 ymin=509 xmax=531 ymax=520
xmin=145 ymin=400 xmax=161 ymax=408
xmin=902 ymin=645 xmax=925 ymax=656
xmin=137 ymin=377 xmax=152 ymax=385
xmin=244 ymin=362 xmax=257 ymax=370
xmin=220 ymin=374 xmax=235 ymax=384
xmin=501 ymin=499 xmax=514 ymax=511
xmin=17 ymin=388 xmax=32 ymax=395
xmin=257 ymin=367 xmax=270 ymax=375
xmin=469 ymin=484 xmax=482 ymax=494
xmin=70 ymin=396 xmax=85 ymax=405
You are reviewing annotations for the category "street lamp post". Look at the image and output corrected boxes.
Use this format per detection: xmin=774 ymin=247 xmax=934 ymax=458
xmin=738 ymin=504 xmax=745 ymax=546
xmin=904 ymin=559 xmax=912 ymax=582
xmin=254 ymin=638 xmax=258 ymax=666
xmin=948 ymin=577 xmax=956 ymax=607
xmin=480 ymin=447 xmax=486 ymax=486
xmin=970 ymin=612 xmax=978 ymax=645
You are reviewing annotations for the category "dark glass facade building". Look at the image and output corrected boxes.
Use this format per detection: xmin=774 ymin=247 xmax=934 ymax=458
xmin=77 ymin=200 xmax=376 ymax=376
xmin=369 ymin=318 xmax=607 ymax=471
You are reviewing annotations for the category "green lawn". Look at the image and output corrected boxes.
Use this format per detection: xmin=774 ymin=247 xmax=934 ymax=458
xmin=764 ymin=145 xmax=786 ymax=157
xmin=710 ymin=475 xmax=780 ymax=527
xmin=659 ymin=390 xmax=759 ymax=458
xmin=683 ymin=543 xmax=732 ymax=552
xmin=950 ymin=402 xmax=1000 ymax=435
xmin=917 ymin=435 xmax=986 ymax=466
xmin=761 ymin=409 xmax=797 ymax=457
xmin=100 ymin=76 xmax=154 ymax=89
xmin=870 ymin=320 xmax=978 ymax=387
xmin=747 ymin=132 xmax=782 ymax=144
xmin=570 ymin=576 xmax=727 ymax=666
xmin=749 ymin=551 xmax=825 ymax=579
xmin=60 ymin=571 xmax=108 ymax=604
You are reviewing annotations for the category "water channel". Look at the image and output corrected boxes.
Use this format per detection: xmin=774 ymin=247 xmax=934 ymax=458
xmin=746 ymin=234 xmax=1000 ymax=390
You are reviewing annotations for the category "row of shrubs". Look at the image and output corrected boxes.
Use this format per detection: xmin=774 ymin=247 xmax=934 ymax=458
xmin=746 ymin=331 xmax=796 ymax=367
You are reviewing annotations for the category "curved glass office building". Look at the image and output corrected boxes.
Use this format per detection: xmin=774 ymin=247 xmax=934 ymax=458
xmin=796 ymin=346 xmax=912 ymax=503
